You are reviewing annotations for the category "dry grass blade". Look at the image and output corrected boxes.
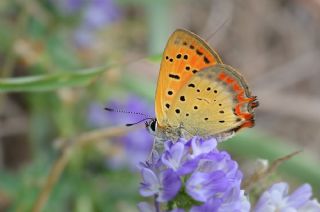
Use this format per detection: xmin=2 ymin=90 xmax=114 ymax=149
xmin=31 ymin=125 xmax=138 ymax=212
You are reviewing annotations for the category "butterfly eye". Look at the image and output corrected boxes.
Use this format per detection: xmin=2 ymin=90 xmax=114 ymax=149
xmin=146 ymin=119 xmax=157 ymax=134
xmin=150 ymin=119 xmax=157 ymax=132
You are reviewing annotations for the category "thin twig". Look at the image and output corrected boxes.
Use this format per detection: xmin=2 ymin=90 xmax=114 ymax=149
xmin=242 ymin=150 xmax=302 ymax=190
xmin=205 ymin=17 xmax=231 ymax=43
xmin=31 ymin=125 xmax=138 ymax=212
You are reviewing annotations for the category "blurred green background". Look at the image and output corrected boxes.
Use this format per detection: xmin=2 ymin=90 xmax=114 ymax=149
xmin=0 ymin=0 xmax=320 ymax=211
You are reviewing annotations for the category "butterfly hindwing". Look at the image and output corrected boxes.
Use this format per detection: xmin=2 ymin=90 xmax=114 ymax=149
xmin=155 ymin=29 xmax=223 ymax=127
xmin=166 ymin=64 xmax=257 ymax=137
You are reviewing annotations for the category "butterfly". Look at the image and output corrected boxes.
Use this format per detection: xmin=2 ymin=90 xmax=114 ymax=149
xmin=146 ymin=29 xmax=258 ymax=142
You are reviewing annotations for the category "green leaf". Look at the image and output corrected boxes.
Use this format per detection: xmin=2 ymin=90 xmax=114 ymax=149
xmin=0 ymin=64 xmax=113 ymax=92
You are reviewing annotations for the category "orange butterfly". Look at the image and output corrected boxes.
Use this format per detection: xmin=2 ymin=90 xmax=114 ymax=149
xmin=146 ymin=29 xmax=258 ymax=142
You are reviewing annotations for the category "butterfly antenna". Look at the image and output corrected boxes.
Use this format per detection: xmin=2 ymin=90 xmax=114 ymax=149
xmin=205 ymin=17 xmax=231 ymax=43
xmin=104 ymin=107 xmax=152 ymax=118
xmin=125 ymin=117 xmax=154 ymax=127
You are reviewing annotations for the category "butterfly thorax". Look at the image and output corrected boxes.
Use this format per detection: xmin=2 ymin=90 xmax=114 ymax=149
xmin=156 ymin=122 xmax=192 ymax=142
xmin=147 ymin=119 xmax=235 ymax=145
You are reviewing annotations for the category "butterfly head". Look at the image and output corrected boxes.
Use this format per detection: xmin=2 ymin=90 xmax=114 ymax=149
xmin=145 ymin=118 xmax=157 ymax=136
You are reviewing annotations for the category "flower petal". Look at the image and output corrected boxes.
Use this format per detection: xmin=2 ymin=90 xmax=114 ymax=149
xmin=186 ymin=171 xmax=228 ymax=202
xmin=218 ymin=187 xmax=250 ymax=212
xmin=139 ymin=168 xmax=160 ymax=197
xmin=190 ymin=198 xmax=221 ymax=212
xmin=157 ymin=169 xmax=182 ymax=202
xmin=191 ymin=137 xmax=217 ymax=158
xmin=177 ymin=158 xmax=199 ymax=176
xmin=287 ymin=184 xmax=312 ymax=208
xmin=162 ymin=142 xmax=185 ymax=171
xmin=299 ymin=199 xmax=320 ymax=211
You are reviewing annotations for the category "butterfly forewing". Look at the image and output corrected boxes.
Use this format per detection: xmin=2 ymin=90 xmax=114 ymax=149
xmin=155 ymin=29 xmax=222 ymax=127
xmin=166 ymin=64 xmax=257 ymax=137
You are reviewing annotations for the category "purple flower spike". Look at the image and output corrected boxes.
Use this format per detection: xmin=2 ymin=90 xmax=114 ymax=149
xmin=139 ymin=136 xmax=252 ymax=211
xmin=138 ymin=137 xmax=320 ymax=212
xmin=254 ymin=182 xmax=320 ymax=212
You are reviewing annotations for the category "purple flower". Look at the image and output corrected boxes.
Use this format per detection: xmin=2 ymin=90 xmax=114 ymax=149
xmin=185 ymin=141 xmax=243 ymax=203
xmin=87 ymin=96 xmax=154 ymax=170
xmin=186 ymin=170 xmax=229 ymax=201
xmin=161 ymin=142 xmax=185 ymax=171
xmin=139 ymin=137 xmax=250 ymax=211
xmin=190 ymin=187 xmax=250 ymax=212
xmin=254 ymin=182 xmax=320 ymax=212
xmin=140 ymin=168 xmax=181 ymax=202
xmin=190 ymin=137 xmax=217 ymax=158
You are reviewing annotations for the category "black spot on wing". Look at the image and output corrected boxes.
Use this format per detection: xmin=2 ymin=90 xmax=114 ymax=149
xmin=196 ymin=49 xmax=203 ymax=56
xmin=204 ymin=56 xmax=210 ymax=64
xmin=169 ymin=74 xmax=180 ymax=80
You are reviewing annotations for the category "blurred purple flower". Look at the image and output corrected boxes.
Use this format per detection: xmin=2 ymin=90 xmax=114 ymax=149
xmin=138 ymin=137 xmax=250 ymax=211
xmin=254 ymin=182 xmax=320 ymax=212
xmin=82 ymin=0 xmax=120 ymax=29
xmin=74 ymin=0 xmax=121 ymax=47
xmin=87 ymin=96 xmax=154 ymax=170
xmin=51 ymin=0 xmax=121 ymax=47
